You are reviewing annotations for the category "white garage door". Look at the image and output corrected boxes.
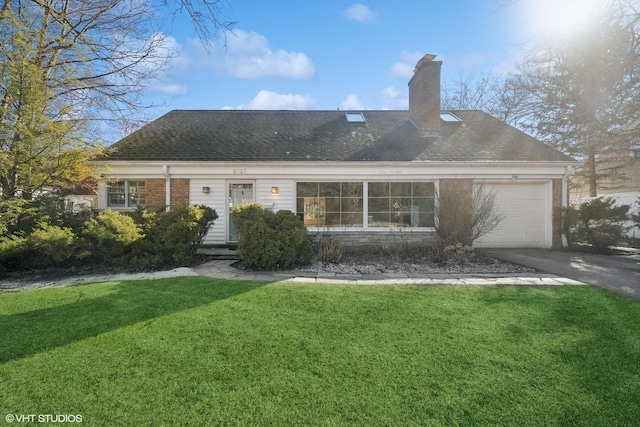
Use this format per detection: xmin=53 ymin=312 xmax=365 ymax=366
xmin=474 ymin=182 xmax=551 ymax=248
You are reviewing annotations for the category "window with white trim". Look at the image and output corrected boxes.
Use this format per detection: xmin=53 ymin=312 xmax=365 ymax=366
xmin=368 ymin=182 xmax=435 ymax=227
xmin=107 ymin=180 xmax=145 ymax=208
xmin=296 ymin=182 xmax=363 ymax=227
xmin=295 ymin=181 xmax=435 ymax=228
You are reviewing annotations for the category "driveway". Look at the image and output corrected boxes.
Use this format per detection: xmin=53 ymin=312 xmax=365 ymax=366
xmin=480 ymin=248 xmax=640 ymax=301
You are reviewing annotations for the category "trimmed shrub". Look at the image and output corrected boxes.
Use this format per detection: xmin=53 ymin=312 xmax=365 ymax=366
xmin=1 ymin=199 xmax=76 ymax=271
xmin=233 ymin=204 xmax=312 ymax=270
xmin=235 ymin=220 xmax=281 ymax=270
xmin=81 ymin=209 xmax=144 ymax=263
xmin=0 ymin=199 xmax=41 ymax=236
xmin=131 ymin=205 xmax=218 ymax=268
xmin=633 ymin=196 xmax=640 ymax=229
xmin=0 ymin=204 xmax=218 ymax=273
xmin=564 ymin=197 xmax=630 ymax=252
xmin=1 ymin=199 xmax=78 ymax=271
xmin=273 ymin=209 xmax=313 ymax=267
xmin=29 ymin=222 xmax=76 ymax=263
xmin=0 ymin=233 xmax=29 ymax=272
xmin=231 ymin=203 xmax=265 ymax=232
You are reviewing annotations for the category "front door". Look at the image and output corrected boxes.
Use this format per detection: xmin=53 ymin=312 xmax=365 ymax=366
xmin=228 ymin=182 xmax=254 ymax=242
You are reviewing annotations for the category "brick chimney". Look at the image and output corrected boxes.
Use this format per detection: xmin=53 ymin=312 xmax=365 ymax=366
xmin=408 ymin=54 xmax=442 ymax=137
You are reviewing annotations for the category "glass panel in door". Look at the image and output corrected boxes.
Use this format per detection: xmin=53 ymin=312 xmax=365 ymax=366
xmin=228 ymin=183 xmax=254 ymax=242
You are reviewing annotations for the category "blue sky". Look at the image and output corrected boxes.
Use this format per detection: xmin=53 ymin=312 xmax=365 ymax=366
xmin=140 ymin=0 xmax=606 ymax=119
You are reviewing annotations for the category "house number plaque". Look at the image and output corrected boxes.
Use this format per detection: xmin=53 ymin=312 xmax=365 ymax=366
xmin=233 ymin=168 xmax=247 ymax=174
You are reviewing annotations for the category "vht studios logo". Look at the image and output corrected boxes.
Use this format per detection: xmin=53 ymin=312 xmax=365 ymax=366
xmin=5 ymin=414 xmax=83 ymax=423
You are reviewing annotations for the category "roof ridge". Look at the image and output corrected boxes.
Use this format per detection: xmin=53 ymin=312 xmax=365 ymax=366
xmin=167 ymin=109 xmax=410 ymax=113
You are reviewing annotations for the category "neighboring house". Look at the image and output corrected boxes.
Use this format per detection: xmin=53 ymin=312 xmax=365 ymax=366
xmin=96 ymin=54 xmax=578 ymax=249
xmin=7 ymin=177 xmax=97 ymax=214
xmin=60 ymin=176 xmax=98 ymax=215
xmin=572 ymin=122 xmax=640 ymax=238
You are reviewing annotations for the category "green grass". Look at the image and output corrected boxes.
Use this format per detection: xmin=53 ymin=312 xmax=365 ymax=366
xmin=1 ymin=279 xmax=639 ymax=426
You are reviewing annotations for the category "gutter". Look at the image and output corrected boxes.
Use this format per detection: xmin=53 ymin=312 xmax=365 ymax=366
xmin=163 ymin=164 xmax=171 ymax=212
xmin=561 ymin=165 xmax=575 ymax=247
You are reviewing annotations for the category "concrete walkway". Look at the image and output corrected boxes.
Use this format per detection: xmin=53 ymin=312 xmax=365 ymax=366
xmin=192 ymin=259 xmax=586 ymax=287
xmin=481 ymin=248 xmax=640 ymax=301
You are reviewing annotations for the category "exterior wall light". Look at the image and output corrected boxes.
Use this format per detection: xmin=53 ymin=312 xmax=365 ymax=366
xmin=271 ymin=186 xmax=278 ymax=195
xmin=202 ymin=186 xmax=210 ymax=194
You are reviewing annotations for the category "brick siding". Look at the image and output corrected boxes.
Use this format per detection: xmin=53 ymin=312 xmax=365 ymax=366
xmin=142 ymin=178 xmax=190 ymax=212
xmin=170 ymin=179 xmax=190 ymax=209
xmin=408 ymin=57 xmax=442 ymax=135
xmin=145 ymin=179 xmax=166 ymax=212
xmin=309 ymin=230 xmax=437 ymax=251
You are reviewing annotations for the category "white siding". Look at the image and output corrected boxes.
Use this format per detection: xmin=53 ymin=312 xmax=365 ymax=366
xmin=189 ymin=179 xmax=295 ymax=245
xmin=190 ymin=179 xmax=226 ymax=245
xmin=256 ymin=180 xmax=295 ymax=212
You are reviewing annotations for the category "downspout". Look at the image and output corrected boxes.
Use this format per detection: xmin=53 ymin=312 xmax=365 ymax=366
xmin=561 ymin=165 xmax=575 ymax=247
xmin=163 ymin=165 xmax=171 ymax=212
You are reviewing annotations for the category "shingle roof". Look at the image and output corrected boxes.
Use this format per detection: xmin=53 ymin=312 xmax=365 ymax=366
xmin=105 ymin=109 xmax=574 ymax=162
xmin=415 ymin=110 xmax=574 ymax=161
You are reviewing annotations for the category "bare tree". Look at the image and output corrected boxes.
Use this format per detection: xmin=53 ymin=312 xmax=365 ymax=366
xmin=498 ymin=0 xmax=640 ymax=196
xmin=442 ymin=72 xmax=496 ymax=112
xmin=0 ymin=0 xmax=233 ymax=200
xmin=442 ymin=71 xmax=526 ymax=125
xmin=167 ymin=0 xmax=234 ymax=49
xmin=435 ymin=179 xmax=505 ymax=247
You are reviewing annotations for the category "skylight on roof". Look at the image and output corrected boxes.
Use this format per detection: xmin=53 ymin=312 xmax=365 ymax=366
xmin=346 ymin=112 xmax=366 ymax=123
xmin=440 ymin=112 xmax=462 ymax=122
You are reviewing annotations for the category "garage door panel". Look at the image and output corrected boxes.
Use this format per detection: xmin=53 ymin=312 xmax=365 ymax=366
xmin=521 ymin=201 xmax=541 ymax=211
xmin=474 ymin=182 xmax=550 ymax=248
xmin=525 ymin=233 xmax=544 ymax=245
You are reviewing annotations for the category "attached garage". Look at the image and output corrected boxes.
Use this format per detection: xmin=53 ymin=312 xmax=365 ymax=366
xmin=474 ymin=182 xmax=552 ymax=248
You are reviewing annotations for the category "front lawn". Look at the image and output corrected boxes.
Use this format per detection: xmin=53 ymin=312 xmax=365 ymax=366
xmin=1 ymin=278 xmax=638 ymax=426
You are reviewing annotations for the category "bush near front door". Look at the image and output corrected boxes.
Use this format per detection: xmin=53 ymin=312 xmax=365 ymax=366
xmin=232 ymin=204 xmax=312 ymax=270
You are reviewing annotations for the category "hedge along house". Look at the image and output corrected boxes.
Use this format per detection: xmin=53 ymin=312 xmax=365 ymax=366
xmin=96 ymin=54 xmax=578 ymax=249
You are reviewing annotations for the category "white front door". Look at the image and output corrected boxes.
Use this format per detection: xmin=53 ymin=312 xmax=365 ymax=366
xmin=228 ymin=182 xmax=254 ymax=242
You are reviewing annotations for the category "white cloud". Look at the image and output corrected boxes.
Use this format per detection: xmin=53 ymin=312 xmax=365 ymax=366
xmin=162 ymin=35 xmax=190 ymax=69
xmin=143 ymin=31 xmax=317 ymax=104
xmin=142 ymin=34 xmax=191 ymax=97
xmin=389 ymin=51 xmax=424 ymax=79
xmin=227 ymin=90 xmax=316 ymax=110
xmin=345 ymin=4 xmax=376 ymax=23
xmin=445 ymin=52 xmax=501 ymax=70
xmin=149 ymin=83 xmax=188 ymax=96
xmin=341 ymin=94 xmax=364 ymax=110
xmin=185 ymin=30 xmax=315 ymax=79
xmin=390 ymin=62 xmax=414 ymax=80
xmin=380 ymin=86 xmax=408 ymax=110
xmin=440 ymin=50 xmax=524 ymax=76
xmin=489 ymin=49 xmax=524 ymax=75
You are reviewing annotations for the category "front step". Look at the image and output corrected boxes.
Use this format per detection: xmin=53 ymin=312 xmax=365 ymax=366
xmin=198 ymin=246 xmax=239 ymax=260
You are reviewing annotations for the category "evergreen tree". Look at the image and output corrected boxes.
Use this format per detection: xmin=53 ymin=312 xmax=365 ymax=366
xmin=508 ymin=1 xmax=640 ymax=196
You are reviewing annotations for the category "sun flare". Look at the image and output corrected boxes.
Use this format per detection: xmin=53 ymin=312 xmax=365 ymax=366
xmin=520 ymin=0 xmax=610 ymax=38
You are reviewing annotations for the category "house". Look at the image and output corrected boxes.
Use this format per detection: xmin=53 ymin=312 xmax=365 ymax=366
xmin=96 ymin=54 xmax=578 ymax=249
xmin=59 ymin=176 xmax=98 ymax=215
xmin=571 ymin=120 xmax=640 ymax=238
